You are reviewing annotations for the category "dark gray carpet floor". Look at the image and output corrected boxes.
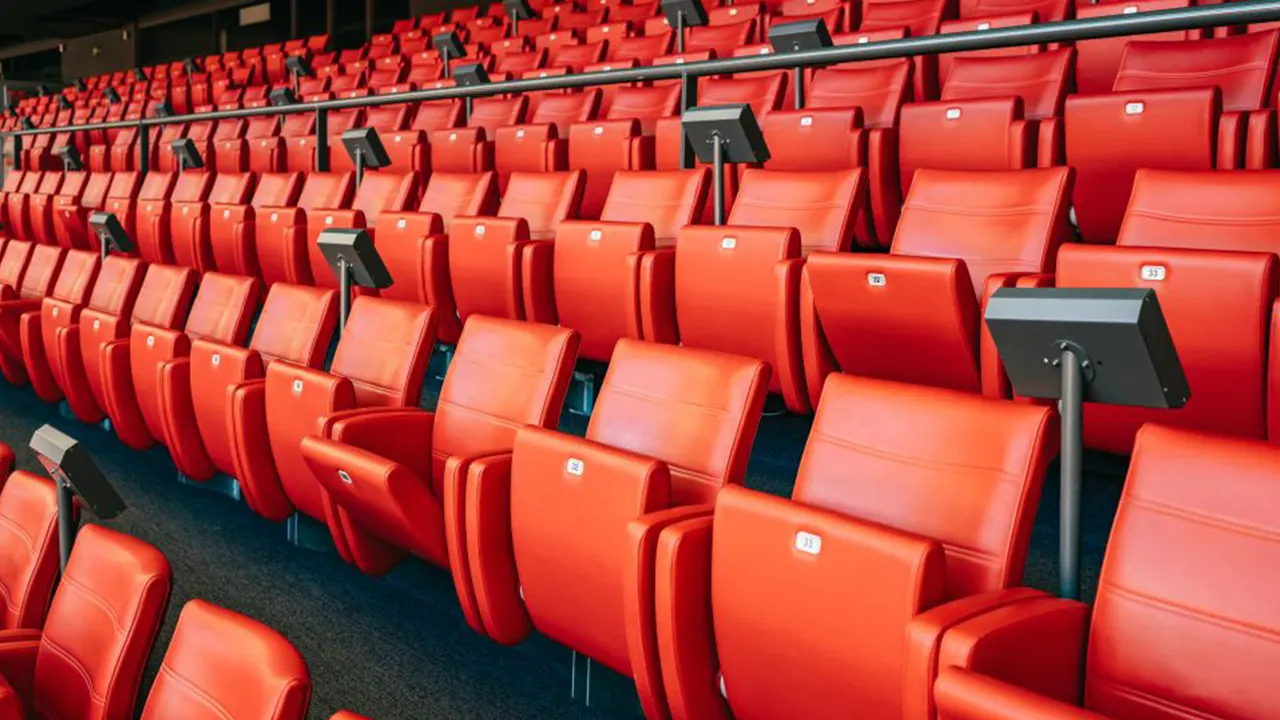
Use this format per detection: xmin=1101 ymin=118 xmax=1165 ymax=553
xmin=0 ymin=370 xmax=1123 ymax=720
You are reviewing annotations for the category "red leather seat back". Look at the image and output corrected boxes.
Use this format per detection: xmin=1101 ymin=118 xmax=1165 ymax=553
xmin=350 ymin=172 xmax=417 ymax=220
xmin=1058 ymin=244 xmax=1275 ymax=452
xmin=296 ymin=172 xmax=354 ymax=211
xmin=86 ymin=256 xmax=144 ymax=317
xmin=586 ymin=339 xmax=768 ymax=504
xmin=328 ymin=297 xmax=435 ymax=408
xmin=469 ymin=96 xmax=529 ymax=137
xmin=18 ymin=245 xmax=65 ymax=300
xmin=1117 ymin=169 xmax=1280 ymax=253
xmin=610 ymin=34 xmax=673 ymax=63
xmin=798 ymin=374 xmax=1055 ymax=596
xmin=941 ymin=48 xmax=1073 ymax=120
xmin=247 ymin=284 xmax=338 ymax=367
xmin=34 ymin=525 xmax=171 ymax=720
xmin=605 ymin=84 xmax=681 ymax=132
xmin=685 ymin=19 xmax=755 ymax=56
xmin=959 ymin=0 xmax=1068 ymax=21
xmin=497 ymin=170 xmax=585 ymax=239
xmin=140 ymin=600 xmax=311 ymax=720
xmin=1087 ymin=424 xmax=1280 ymax=720
xmin=728 ymin=168 xmax=864 ymax=254
xmin=0 ymin=471 xmax=60 ymax=631
xmin=599 ymin=169 xmax=709 ymax=244
xmin=416 ymin=171 xmax=498 ymax=230
xmin=1113 ymin=30 xmax=1278 ymax=112
xmin=131 ymin=264 xmax=200 ymax=328
xmin=808 ymin=62 xmax=912 ymax=128
xmin=47 ymin=249 xmax=97 ymax=304
xmin=763 ymin=108 xmax=865 ymax=173
xmin=861 ymin=0 xmax=947 ymax=35
xmin=183 ymin=273 xmax=260 ymax=344
xmin=431 ymin=316 xmax=578 ymax=490
xmin=698 ymin=74 xmax=787 ymax=119
xmin=527 ymin=90 xmax=601 ymax=134
xmin=411 ymin=101 xmax=463 ymax=132
xmin=937 ymin=13 xmax=1045 ymax=82
xmin=893 ymin=167 xmax=1071 ymax=294
xmin=251 ymin=172 xmax=303 ymax=207
xmin=1074 ymin=0 xmax=1199 ymax=94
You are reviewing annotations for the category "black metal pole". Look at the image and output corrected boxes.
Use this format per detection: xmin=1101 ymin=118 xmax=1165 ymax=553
xmin=712 ymin=136 xmax=725 ymax=226
xmin=11 ymin=135 xmax=21 ymax=171
xmin=138 ymin=123 xmax=150 ymax=175
xmin=1058 ymin=346 xmax=1084 ymax=600
xmin=355 ymin=147 xmax=364 ymax=187
xmin=679 ymin=71 xmax=697 ymax=170
xmin=293 ymin=70 xmax=300 ymax=96
xmin=464 ymin=97 xmax=472 ymax=124
xmin=338 ymin=257 xmax=350 ymax=335
xmin=512 ymin=16 xmax=519 ymax=38
xmin=793 ymin=66 xmax=805 ymax=109
xmin=315 ymin=108 xmax=329 ymax=171
xmin=442 ymin=47 xmax=451 ymax=79
xmin=57 ymin=481 xmax=76 ymax=573
xmin=676 ymin=11 xmax=685 ymax=54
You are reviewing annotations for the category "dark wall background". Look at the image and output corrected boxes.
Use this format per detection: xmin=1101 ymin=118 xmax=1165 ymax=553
xmin=140 ymin=14 xmax=217 ymax=66
xmin=62 ymin=27 xmax=137 ymax=81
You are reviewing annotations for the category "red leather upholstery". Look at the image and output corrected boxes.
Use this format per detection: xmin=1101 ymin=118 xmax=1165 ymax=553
xmin=139 ymin=600 xmax=311 ymax=720
xmin=20 ymin=249 xmax=97 ymax=402
xmin=371 ymin=171 xmax=498 ymax=344
xmin=5 ymin=173 xmax=43 ymax=243
xmin=301 ymin=315 xmax=576 ymax=583
xmin=862 ymin=0 xmax=949 ymax=98
xmin=37 ymin=171 xmax=84 ymax=249
xmin=255 ymin=297 xmax=435 ymax=523
xmin=0 ymin=472 xmax=59 ymax=632
xmin=51 ymin=256 xmax=145 ymax=423
xmin=96 ymin=264 xmax=198 ymax=447
xmin=304 ymin=171 xmax=417 ymax=289
xmin=550 ymin=169 xmax=709 ymax=361
xmin=1118 ymin=168 xmax=1280 ymax=252
xmin=494 ymin=90 xmax=600 ymax=188
xmin=256 ymin=172 xmax=354 ymax=286
xmin=654 ymin=373 xmax=1055 ymax=720
xmin=136 ymin=171 xmax=213 ymax=265
xmin=53 ymin=172 xmax=112 ymax=251
xmin=24 ymin=172 xmax=64 ymax=246
xmin=936 ymin=424 xmax=1280 ymax=720
xmin=1074 ymin=0 xmax=1201 ymax=94
xmin=804 ymin=167 xmax=1072 ymax=404
xmin=27 ymin=524 xmax=171 ymax=720
xmin=170 ymin=172 xmax=254 ymax=273
xmin=210 ymin=171 xmax=303 ymax=279
xmin=187 ymin=283 xmax=336 ymax=516
xmin=429 ymin=96 xmax=527 ymax=174
xmin=449 ymin=170 xmax=584 ymax=323
xmin=463 ymin=340 xmax=766 ymax=706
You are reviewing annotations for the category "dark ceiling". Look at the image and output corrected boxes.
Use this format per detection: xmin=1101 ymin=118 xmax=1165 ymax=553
xmin=0 ymin=0 xmax=174 ymax=53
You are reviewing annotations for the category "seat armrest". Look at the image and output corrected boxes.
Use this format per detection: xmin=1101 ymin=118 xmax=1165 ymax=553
xmin=938 ymin=596 xmax=1091 ymax=706
xmin=638 ymin=248 xmax=677 ymax=344
xmin=903 ymin=587 xmax=1050 ymax=720
xmin=627 ymin=506 xmax=716 ymax=720
xmin=445 ymin=452 xmax=514 ymax=638
xmin=935 ymin=668 xmax=1105 ymax=720
xmin=0 ymin=629 xmax=41 ymax=703
xmin=320 ymin=407 xmax=435 ymax=484
xmin=519 ymin=239 xmax=556 ymax=324
xmin=1246 ymin=108 xmax=1276 ymax=169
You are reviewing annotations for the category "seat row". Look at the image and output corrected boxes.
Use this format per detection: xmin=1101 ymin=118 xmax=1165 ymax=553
xmin=3 ymin=162 xmax=1280 ymax=452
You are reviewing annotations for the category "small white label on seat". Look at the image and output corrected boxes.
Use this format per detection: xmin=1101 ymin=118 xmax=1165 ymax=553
xmin=325 ymin=215 xmax=334 ymax=225
xmin=602 ymin=26 xmax=611 ymax=32
xmin=674 ymin=58 xmax=685 ymax=64
xmin=261 ymin=140 xmax=269 ymax=147
xmin=977 ymin=21 xmax=991 ymax=29
xmin=393 ymin=135 xmax=403 ymax=143
xmin=857 ymin=36 xmax=870 ymax=43
xmin=729 ymin=7 xmax=738 ymax=14
xmin=593 ymin=126 xmax=604 ymax=135
xmin=566 ymin=458 xmax=585 ymax=476
xmin=211 ymin=353 xmax=220 ymax=366
xmin=397 ymin=219 xmax=407 ymax=229
xmin=800 ymin=115 xmax=813 ymax=126
xmin=224 ymin=210 xmax=231 ymax=219
xmin=795 ymin=531 xmax=822 ymax=555
xmin=517 ymin=128 xmax=526 ymax=138
xmin=721 ymin=236 xmax=737 ymax=250
xmin=449 ymin=132 xmax=458 ymax=141
xmin=589 ymin=229 xmax=602 ymax=241
xmin=1123 ymin=4 xmax=1138 ymax=12
xmin=1125 ymin=102 xmax=1145 ymax=115
xmin=299 ymin=139 xmax=306 ymax=145
xmin=182 ymin=207 xmax=190 ymax=215
xmin=146 ymin=335 xmax=155 ymax=348
xmin=1140 ymin=264 xmax=1166 ymax=281
xmin=759 ymin=47 xmax=770 ymax=55
xmin=475 ymin=224 xmax=486 ymax=236
xmin=868 ymin=272 xmax=887 ymax=286
xmin=270 ymin=212 xmax=279 ymax=222
xmin=538 ymin=72 xmax=548 ymax=78
xmin=550 ymin=33 xmax=557 ymax=39
xmin=339 ymin=469 xmax=353 ymax=485
xmin=945 ymin=107 xmax=961 ymax=120
xmin=51 ymin=307 xmax=58 ymax=318
xmin=93 ymin=319 xmax=100 ymax=330
xmin=292 ymin=379 xmax=303 ymax=394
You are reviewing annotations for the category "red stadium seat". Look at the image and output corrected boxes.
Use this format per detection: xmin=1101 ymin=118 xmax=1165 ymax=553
xmin=935 ymin=424 xmax=1280 ymax=720
xmin=494 ymin=90 xmax=600 ymax=187
xmin=0 ymin=244 xmax=65 ymax=385
xmin=135 ymin=171 xmax=214 ymax=265
xmin=803 ymin=167 xmax=1072 ymax=404
xmin=97 ymin=171 xmax=145 ymax=253
xmin=861 ymin=0 xmax=950 ymax=98
xmin=302 ymin=171 xmax=417 ymax=289
xmin=653 ymin=374 xmax=1055 ymax=720
xmin=24 ymin=171 xmax=68 ymax=246
xmin=255 ymin=172 xmax=354 ymax=286
xmin=0 ymin=469 xmax=60 ymax=632
xmin=1074 ymin=0 xmax=1201 ymax=94
xmin=170 ymin=172 xmax=254 ymax=274
xmin=0 ymin=524 xmax=170 ymax=720
xmin=448 ymin=170 xmax=585 ymax=324
xmin=139 ymin=600 xmax=311 ymax=720
xmin=459 ymin=341 xmax=767 ymax=690
xmin=1067 ymin=30 xmax=1278 ymax=242
xmin=4 ymin=173 xmax=43 ymax=242
xmin=429 ymin=96 xmax=528 ymax=173
xmin=178 ymin=283 xmax=335 ymax=505
xmin=538 ymin=169 xmax=709 ymax=362
xmin=46 ymin=256 xmax=145 ymax=423
xmin=18 ymin=249 xmax=97 ymax=402
xmin=236 ymin=297 xmax=434 ymax=524
xmin=53 ymin=172 xmax=113 ymax=250
xmin=370 ymin=171 xmax=498 ymax=344
xmin=209 ymin=171 xmax=303 ymax=279
xmin=299 ymin=316 xmax=578 ymax=577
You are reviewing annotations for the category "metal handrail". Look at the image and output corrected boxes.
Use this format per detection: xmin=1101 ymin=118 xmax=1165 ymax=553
xmin=8 ymin=0 xmax=1280 ymax=138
